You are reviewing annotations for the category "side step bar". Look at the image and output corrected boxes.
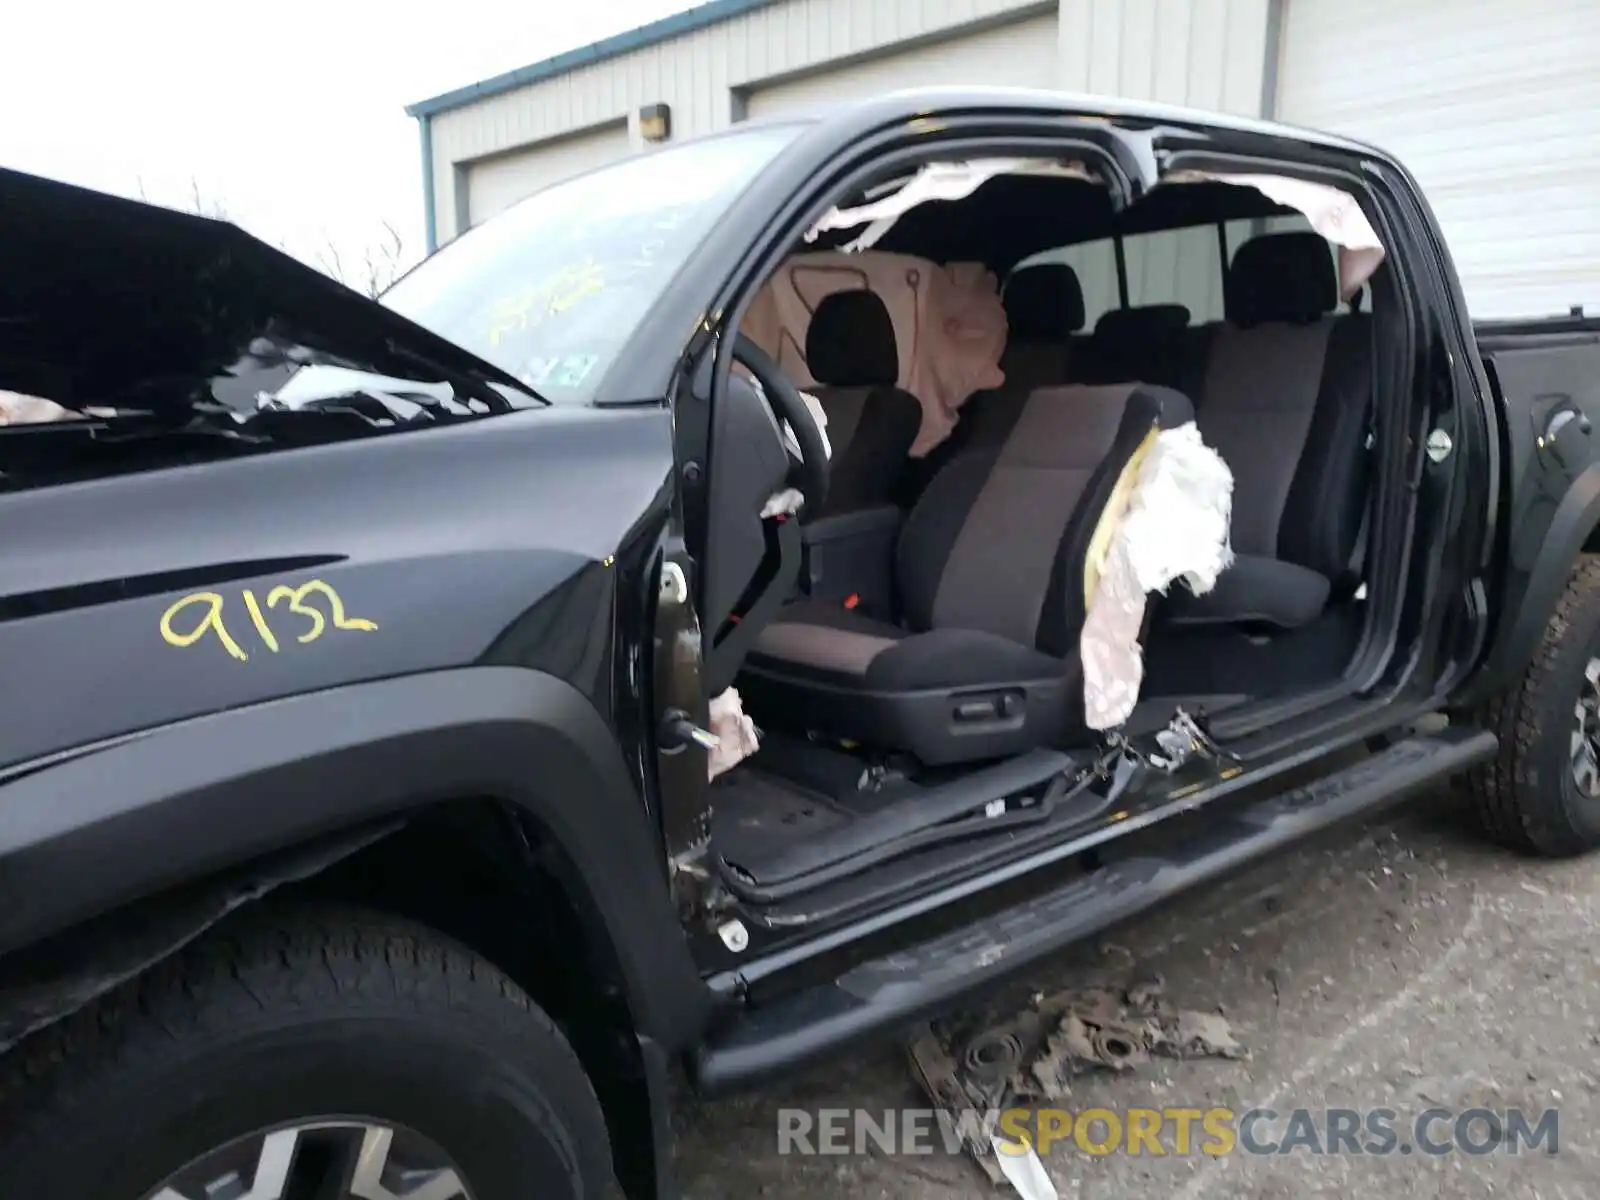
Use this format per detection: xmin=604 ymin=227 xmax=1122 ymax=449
xmin=692 ymin=727 xmax=1496 ymax=1096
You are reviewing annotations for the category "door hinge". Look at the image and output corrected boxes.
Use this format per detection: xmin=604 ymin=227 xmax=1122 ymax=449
xmin=660 ymin=708 xmax=720 ymax=753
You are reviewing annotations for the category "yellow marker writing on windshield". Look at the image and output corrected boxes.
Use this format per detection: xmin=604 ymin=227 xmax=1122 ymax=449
xmin=547 ymin=262 xmax=606 ymax=314
xmin=160 ymin=579 xmax=377 ymax=661
xmin=487 ymin=259 xmax=607 ymax=345
xmin=487 ymin=290 xmax=537 ymax=347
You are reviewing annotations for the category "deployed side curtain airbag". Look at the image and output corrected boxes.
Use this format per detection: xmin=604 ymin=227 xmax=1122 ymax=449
xmin=805 ymin=158 xmax=1097 ymax=251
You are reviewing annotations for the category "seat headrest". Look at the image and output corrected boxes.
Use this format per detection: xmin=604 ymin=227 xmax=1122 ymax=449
xmin=1131 ymin=381 xmax=1196 ymax=430
xmin=1003 ymin=264 xmax=1086 ymax=342
xmin=806 ymin=290 xmax=899 ymax=386
xmin=1226 ymin=231 xmax=1338 ymax=325
xmin=1093 ymin=304 xmax=1192 ymax=342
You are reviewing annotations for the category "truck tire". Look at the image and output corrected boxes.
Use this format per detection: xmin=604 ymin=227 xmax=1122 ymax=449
xmin=0 ymin=904 xmax=615 ymax=1199
xmin=1467 ymin=555 xmax=1600 ymax=856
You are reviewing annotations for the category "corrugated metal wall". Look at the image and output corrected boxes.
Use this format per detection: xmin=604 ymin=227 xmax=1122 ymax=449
xmin=1279 ymin=0 xmax=1600 ymax=319
xmin=428 ymin=0 xmax=1273 ymax=243
xmin=740 ymin=10 xmax=1063 ymax=118
xmin=1056 ymin=0 xmax=1274 ymax=320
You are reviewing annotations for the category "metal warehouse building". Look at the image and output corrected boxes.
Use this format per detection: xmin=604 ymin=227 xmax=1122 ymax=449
xmin=407 ymin=0 xmax=1599 ymax=318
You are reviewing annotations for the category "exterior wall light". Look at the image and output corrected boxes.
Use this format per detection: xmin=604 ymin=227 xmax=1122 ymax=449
xmin=638 ymin=103 xmax=672 ymax=143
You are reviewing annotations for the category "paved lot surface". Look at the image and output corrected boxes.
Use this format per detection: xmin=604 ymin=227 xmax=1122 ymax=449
xmin=671 ymin=790 xmax=1600 ymax=1198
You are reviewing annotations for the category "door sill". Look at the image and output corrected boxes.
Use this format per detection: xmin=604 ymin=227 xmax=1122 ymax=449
xmin=709 ymin=702 xmax=1464 ymax=991
xmin=693 ymin=725 xmax=1496 ymax=1095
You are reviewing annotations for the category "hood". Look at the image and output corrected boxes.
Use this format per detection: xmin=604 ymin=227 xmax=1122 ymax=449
xmin=0 ymin=166 xmax=535 ymax=416
xmin=267 ymin=364 xmax=459 ymax=421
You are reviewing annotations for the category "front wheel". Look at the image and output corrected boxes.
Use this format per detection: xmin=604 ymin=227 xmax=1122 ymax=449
xmin=0 ymin=905 xmax=615 ymax=1199
xmin=1466 ymin=555 xmax=1600 ymax=856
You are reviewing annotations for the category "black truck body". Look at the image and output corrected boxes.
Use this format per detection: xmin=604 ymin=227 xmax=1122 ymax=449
xmin=0 ymin=89 xmax=1596 ymax=1200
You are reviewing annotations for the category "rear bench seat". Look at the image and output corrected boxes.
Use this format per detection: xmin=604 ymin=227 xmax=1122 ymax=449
xmin=1023 ymin=232 xmax=1372 ymax=631
xmin=1071 ymin=304 xmax=1200 ymax=392
xmin=948 ymin=231 xmax=1371 ymax=638
xmin=1166 ymin=230 xmax=1374 ymax=630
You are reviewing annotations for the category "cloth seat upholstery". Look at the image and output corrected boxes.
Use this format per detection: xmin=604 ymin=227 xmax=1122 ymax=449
xmin=739 ymin=381 xmax=1195 ymax=764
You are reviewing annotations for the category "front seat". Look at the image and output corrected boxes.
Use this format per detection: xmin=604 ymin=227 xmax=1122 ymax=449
xmin=803 ymin=289 xmax=924 ymax=518
xmin=737 ymin=381 xmax=1194 ymax=765
xmin=998 ymin=262 xmax=1086 ymax=389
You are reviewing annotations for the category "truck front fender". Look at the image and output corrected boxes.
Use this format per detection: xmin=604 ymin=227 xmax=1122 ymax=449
xmin=0 ymin=667 xmax=710 ymax=1050
xmin=0 ymin=821 xmax=403 ymax=1056
xmin=1466 ymin=462 xmax=1600 ymax=704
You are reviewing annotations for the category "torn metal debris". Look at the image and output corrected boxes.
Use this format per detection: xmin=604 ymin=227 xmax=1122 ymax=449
xmin=1149 ymin=707 xmax=1235 ymax=773
xmin=907 ymin=977 xmax=1247 ymax=1187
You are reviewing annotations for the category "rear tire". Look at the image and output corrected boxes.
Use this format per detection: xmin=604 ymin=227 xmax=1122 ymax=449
xmin=1466 ymin=555 xmax=1600 ymax=856
xmin=0 ymin=904 xmax=615 ymax=1199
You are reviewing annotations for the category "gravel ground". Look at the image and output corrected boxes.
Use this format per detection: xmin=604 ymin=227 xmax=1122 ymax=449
xmin=670 ymin=791 xmax=1599 ymax=1198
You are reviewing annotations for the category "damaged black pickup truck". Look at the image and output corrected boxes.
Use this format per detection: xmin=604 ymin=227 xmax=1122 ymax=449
xmin=1 ymin=89 xmax=1598 ymax=1199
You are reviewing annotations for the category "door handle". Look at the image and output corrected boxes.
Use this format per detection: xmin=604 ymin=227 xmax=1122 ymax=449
xmin=1543 ymin=406 xmax=1592 ymax=445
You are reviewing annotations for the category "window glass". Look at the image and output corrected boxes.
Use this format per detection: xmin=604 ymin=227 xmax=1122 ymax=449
xmin=1012 ymin=210 xmax=1358 ymax=327
xmin=383 ymin=125 xmax=802 ymax=402
xmin=1013 ymin=223 xmax=1227 ymax=327
xmin=1224 ymin=214 xmax=1360 ymax=314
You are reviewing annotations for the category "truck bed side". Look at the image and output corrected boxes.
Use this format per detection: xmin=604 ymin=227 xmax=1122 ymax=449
xmin=1468 ymin=313 xmax=1600 ymax=698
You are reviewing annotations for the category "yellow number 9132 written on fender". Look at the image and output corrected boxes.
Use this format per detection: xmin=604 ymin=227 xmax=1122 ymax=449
xmin=159 ymin=579 xmax=378 ymax=662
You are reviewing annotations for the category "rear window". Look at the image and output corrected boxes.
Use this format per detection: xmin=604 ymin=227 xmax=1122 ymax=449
xmin=1014 ymin=213 xmax=1354 ymax=327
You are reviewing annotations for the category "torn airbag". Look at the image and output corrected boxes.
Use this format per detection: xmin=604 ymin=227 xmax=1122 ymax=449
xmin=1168 ymin=169 xmax=1386 ymax=298
xmin=806 ymin=158 xmax=1097 ymax=252
xmin=1081 ymin=422 xmax=1234 ymax=731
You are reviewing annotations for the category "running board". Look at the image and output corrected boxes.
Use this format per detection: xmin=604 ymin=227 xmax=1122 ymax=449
xmin=692 ymin=727 xmax=1496 ymax=1096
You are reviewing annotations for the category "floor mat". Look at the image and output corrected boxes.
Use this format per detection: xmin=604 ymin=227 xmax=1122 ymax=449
xmin=710 ymin=770 xmax=851 ymax=868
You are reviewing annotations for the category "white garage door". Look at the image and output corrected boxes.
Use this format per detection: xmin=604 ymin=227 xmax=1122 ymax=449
xmin=744 ymin=13 xmax=1059 ymax=120
xmin=1278 ymin=0 xmax=1600 ymax=320
xmin=465 ymin=122 xmax=632 ymax=228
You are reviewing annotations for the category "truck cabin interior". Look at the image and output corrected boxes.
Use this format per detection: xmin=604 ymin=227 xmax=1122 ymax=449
xmin=704 ymin=162 xmax=1389 ymax=903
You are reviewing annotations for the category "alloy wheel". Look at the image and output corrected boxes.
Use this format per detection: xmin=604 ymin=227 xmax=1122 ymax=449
xmin=1571 ymin=656 xmax=1600 ymax=798
xmin=145 ymin=1121 xmax=471 ymax=1200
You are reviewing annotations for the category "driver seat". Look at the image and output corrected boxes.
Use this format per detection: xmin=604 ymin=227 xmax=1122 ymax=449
xmin=804 ymin=289 xmax=924 ymax=518
xmin=738 ymin=381 xmax=1195 ymax=765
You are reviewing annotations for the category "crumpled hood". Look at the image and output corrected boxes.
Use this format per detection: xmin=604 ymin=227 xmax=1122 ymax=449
xmin=0 ymin=166 xmax=527 ymax=416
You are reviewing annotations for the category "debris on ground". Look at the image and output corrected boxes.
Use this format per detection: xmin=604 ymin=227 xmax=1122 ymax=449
xmin=907 ymin=976 xmax=1247 ymax=1192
